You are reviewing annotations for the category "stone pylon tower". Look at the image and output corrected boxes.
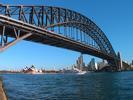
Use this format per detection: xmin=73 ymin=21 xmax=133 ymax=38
xmin=117 ymin=52 xmax=123 ymax=70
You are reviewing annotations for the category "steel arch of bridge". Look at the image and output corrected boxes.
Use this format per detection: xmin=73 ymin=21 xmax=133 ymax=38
xmin=0 ymin=5 xmax=118 ymax=65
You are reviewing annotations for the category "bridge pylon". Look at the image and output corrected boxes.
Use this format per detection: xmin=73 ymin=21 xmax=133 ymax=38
xmin=117 ymin=52 xmax=123 ymax=71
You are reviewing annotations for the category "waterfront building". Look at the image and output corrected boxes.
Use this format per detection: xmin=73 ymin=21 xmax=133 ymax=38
xmin=95 ymin=63 xmax=98 ymax=70
xmin=74 ymin=55 xmax=100 ymax=71
xmin=87 ymin=58 xmax=98 ymax=71
xmin=131 ymin=65 xmax=133 ymax=68
xmin=22 ymin=65 xmax=43 ymax=74
xmin=89 ymin=58 xmax=96 ymax=71
xmin=97 ymin=60 xmax=109 ymax=70
xmin=76 ymin=54 xmax=85 ymax=70
xmin=132 ymin=60 xmax=133 ymax=65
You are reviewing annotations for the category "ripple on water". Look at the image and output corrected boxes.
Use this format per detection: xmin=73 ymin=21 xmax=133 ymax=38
xmin=2 ymin=72 xmax=133 ymax=100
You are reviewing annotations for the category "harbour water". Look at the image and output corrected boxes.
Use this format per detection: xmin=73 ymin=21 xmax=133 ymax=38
xmin=1 ymin=71 xmax=133 ymax=100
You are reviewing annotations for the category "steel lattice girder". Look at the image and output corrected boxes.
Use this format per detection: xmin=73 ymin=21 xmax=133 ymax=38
xmin=0 ymin=5 xmax=117 ymax=61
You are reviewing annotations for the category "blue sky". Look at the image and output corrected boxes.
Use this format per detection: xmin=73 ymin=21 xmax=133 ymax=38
xmin=0 ymin=0 xmax=133 ymax=70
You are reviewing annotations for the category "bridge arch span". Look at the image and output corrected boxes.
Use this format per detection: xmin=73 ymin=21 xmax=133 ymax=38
xmin=0 ymin=5 xmax=118 ymax=68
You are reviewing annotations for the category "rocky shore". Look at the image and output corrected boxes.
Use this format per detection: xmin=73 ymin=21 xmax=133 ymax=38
xmin=0 ymin=77 xmax=7 ymax=100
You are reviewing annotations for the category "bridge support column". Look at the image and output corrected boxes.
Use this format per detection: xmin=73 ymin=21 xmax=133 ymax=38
xmin=117 ymin=52 xmax=123 ymax=71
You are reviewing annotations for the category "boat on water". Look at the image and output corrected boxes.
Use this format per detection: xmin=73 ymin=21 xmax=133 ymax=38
xmin=74 ymin=67 xmax=88 ymax=75
xmin=77 ymin=71 xmax=87 ymax=75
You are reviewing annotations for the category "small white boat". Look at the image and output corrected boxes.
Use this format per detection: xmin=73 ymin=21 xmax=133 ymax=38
xmin=74 ymin=67 xmax=88 ymax=75
xmin=77 ymin=71 xmax=87 ymax=75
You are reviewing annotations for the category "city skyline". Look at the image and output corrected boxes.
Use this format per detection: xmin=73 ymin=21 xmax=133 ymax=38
xmin=0 ymin=0 xmax=132 ymax=70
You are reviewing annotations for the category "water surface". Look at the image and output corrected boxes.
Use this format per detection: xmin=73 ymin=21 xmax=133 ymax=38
xmin=2 ymin=72 xmax=133 ymax=100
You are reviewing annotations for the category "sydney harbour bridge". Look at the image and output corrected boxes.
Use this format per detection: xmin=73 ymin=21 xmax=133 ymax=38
xmin=0 ymin=4 xmax=121 ymax=71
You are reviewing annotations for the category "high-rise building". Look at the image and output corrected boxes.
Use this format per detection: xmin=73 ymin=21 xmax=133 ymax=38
xmin=88 ymin=58 xmax=98 ymax=71
xmin=76 ymin=54 xmax=85 ymax=70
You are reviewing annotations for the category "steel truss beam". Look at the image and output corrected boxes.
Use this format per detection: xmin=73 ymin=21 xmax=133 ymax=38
xmin=0 ymin=25 xmax=32 ymax=51
xmin=0 ymin=4 xmax=118 ymax=67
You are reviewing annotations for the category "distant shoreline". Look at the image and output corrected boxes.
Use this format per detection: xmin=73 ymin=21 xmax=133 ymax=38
xmin=1 ymin=69 xmax=133 ymax=74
